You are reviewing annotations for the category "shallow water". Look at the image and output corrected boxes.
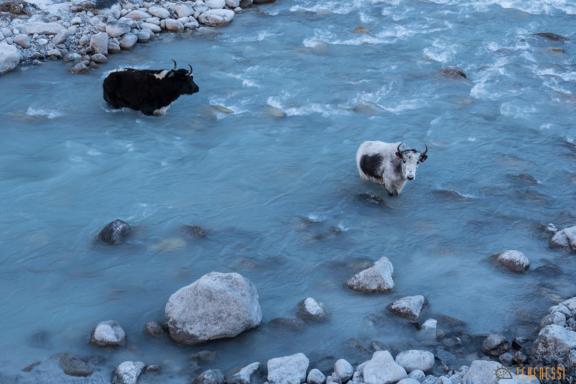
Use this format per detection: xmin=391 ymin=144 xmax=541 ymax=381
xmin=1 ymin=0 xmax=576 ymax=380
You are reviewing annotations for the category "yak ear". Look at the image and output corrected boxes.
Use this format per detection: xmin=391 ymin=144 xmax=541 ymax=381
xmin=419 ymin=154 xmax=428 ymax=163
xmin=395 ymin=151 xmax=403 ymax=159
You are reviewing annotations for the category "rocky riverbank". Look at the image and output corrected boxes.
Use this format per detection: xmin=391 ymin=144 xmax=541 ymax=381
xmin=0 ymin=0 xmax=273 ymax=75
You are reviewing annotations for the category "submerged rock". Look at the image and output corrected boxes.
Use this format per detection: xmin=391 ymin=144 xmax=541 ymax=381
xmin=267 ymin=353 xmax=309 ymax=384
xmin=90 ymin=320 xmax=126 ymax=347
xmin=58 ymin=354 xmax=93 ymax=377
xmin=165 ymin=272 xmax=262 ymax=344
xmin=98 ymin=219 xmax=131 ymax=245
xmin=297 ymin=297 xmax=328 ymax=321
xmin=440 ymin=67 xmax=467 ymax=79
xmin=0 ymin=42 xmax=21 ymax=74
xmin=494 ymin=250 xmax=530 ymax=273
xmin=346 ymin=256 xmax=394 ymax=293
xmin=362 ymin=351 xmax=407 ymax=384
xmin=550 ymin=225 xmax=576 ymax=251
xmin=395 ymin=350 xmax=434 ymax=373
xmin=193 ymin=369 xmax=225 ymax=384
xmin=144 ymin=321 xmax=165 ymax=337
xmin=231 ymin=362 xmax=260 ymax=384
xmin=388 ymin=295 xmax=426 ymax=321
xmin=183 ymin=224 xmax=208 ymax=238
xmin=112 ymin=361 xmax=145 ymax=384
xmin=535 ymin=32 xmax=568 ymax=42
xmin=419 ymin=318 xmax=437 ymax=341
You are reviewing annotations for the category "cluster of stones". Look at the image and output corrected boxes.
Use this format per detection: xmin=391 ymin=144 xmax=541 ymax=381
xmin=0 ymin=0 xmax=274 ymax=75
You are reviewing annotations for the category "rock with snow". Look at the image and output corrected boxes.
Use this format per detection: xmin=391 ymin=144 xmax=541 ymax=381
xmin=346 ymin=256 xmax=394 ymax=293
xmin=362 ymin=351 xmax=407 ymax=384
xmin=334 ymin=359 xmax=353 ymax=382
xmin=307 ymin=369 xmax=325 ymax=384
xmin=165 ymin=272 xmax=262 ymax=344
xmin=267 ymin=353 xmax=309 ymax=384
xmin=462 ymin=360 xmax=503 ymax=384
xmin=495 ymin=250 xmax=530 ymax=273
xmin=21 ymin=22 xmax=64 ymax=35
xmin=297 ymin=297 xmax=327 ymax=321
xmin=120 ymin=33 xmax=138 ymax=49
xmin=90 ymin=32 xmax=109 ymax=55
xmin=551 ymin=225 xmax=576 ymax=251
xmin=112 ymin=361 xmax=145 ymax=384
xmin=388 ymin=295 xmax=426 ymax=321
xmin=395 ymin=350 xmax=434 ymax=373
xmin=148 ymin=5 xmax=170 ymax=19
xmin=198 ymin=9 xmax=235 ymax=26
xmin=90 ymin=320 xmax=126 ymax=347
xmin=230 ymin=362 xmax=260 ymax=384
xmin=482 ymin=334 xmax=509 ymax=357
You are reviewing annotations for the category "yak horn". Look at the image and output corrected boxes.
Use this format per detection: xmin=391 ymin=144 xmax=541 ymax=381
xmin=187 ymin=64 xmax=193 ymax=75
xmin=422 ymin=144 xmax=428 ymax=156
xmin=171 ymin=59 xmax=177 ymax=69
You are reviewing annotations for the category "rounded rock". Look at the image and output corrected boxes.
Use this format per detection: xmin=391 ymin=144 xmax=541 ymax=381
xmin=495 ymin=250 xmax=530 ymax=273
xmin=112 ymin=361 xmax=145 ymax=384
xmin=297 ymin=297 xmax=327 ymax=321
xmin=307 ymin=369 xmax=326 ymax=384
xmin=481 ymin=334 xmax=509 ymax=357
xmin=198 ymin=9 xmax=235 ymax=26
xmin=395 ymin=350 xmax=435 ymax=372
xmin=90 ymin=320 xmax=126 ymax=347
xmin=334 ymin=359 xmax=353 ymax=381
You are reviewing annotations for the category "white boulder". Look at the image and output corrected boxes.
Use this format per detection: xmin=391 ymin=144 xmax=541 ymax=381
xmin=362 ymin=351 xmax=407 ymax=384
xmin=90 ymin=32 xmax=109 ymax=55
xmin=298 ymin=297 xmax=327 ymax=321
xmin=388 ymin=295 xmax=426 ymax=321
xmin=0 ymin=42 xmax=20 ymax=74
xmin=206 ymin=0 xmax=226 ymax=9
xmin=462 ymin=360 xmax=503 ymax=384
xmin=148 ymin=5 xmax=170 ymax=19
xmin=120 ymin=33 xmax=138 ymax=49
xmin=267 ymin=353 xmax=309 ymax=384
xmin=106 ymin=22 xmax=131 ymax=37
xmin=307 ymin=369 xmax=325 ymax=384
xmin=231 ymin=362 xmax=260 ymax=384
xmin=334 ymin=359 xmax=353 ymax=381
xmin=164 ymin=19 xmax=184 ymax=32
xmin=395 ymin=350 xmax=434 ymax=372
xmin=165 ymin=272 xmax=262 ymax=344
xmin=551 ymin=225 xmax=576 ymax=251
xmin=198 ymin=9 xmax=235 ymax=26
xmin=173 ymin=4 xmax=194 ymax=18
xmin=346 ymin=256 xmax=394 ymax=293
xmin=112 ymin=361 xmax=145 ymax=384
xmin=20 ymin=22 xmax=64 ymax=35
xmin=90 ymin=320 xmax=126 ymax=347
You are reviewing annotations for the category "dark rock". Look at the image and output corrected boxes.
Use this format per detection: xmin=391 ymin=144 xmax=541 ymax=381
xmin=535 ymin=32 xmax=568 ymax=42
xmin=144 ymin=364 xmax=161 ymax=373
xmin=356 ymin=193 xmax=389 ymax=208
xmin=498 ymin=352 xmax=513 ymax=366
xmin=59 ymin=354 xmax=93 ymax=377
xmin=512 ymin=336 xmax=530 ymax=350
xmin=183 ymin=224 xmax=207 ymax=238
xmin=240 ymin=0 xmax=253 ymax=7
xmin=22 ymin=361 xmax=41 ymax=372
xmin=440 ymin=67 xmax=467 ymax=79
xmin=253 ymin=0 xmax=275 ymax=3
xmin=482 ymin=334 xmax=509 ymax=357
xmin=98 ymin=219 xmax=131 ymax=245
xmin=191 ymin=350 xmax=217 ymax=364
xmin=193 ymin=369 xmax=225 ymax=384
xmin=513 ymin=351 xmax=527 ymax=365
xmin=144 ymin=321 xmax=164 ymax=337
xmin=268 ymin=317 xmax=306 ymax=331
xmin=0 ymin=0 xmax=36 ymax=15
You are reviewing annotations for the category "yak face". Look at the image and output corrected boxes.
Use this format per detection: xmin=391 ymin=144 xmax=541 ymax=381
xmin=170 ymin=69 xmax=199 ymax=95
xmin=395 ymin=144 xmax=428 ymax=181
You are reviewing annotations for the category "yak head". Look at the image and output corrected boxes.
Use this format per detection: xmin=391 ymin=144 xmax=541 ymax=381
xmin=158 ymin=60 xmax=199 ymax=95
xmin=395 ymin=143 xmax=428 ymax=181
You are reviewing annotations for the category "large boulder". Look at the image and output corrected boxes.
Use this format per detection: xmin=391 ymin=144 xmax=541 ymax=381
xmin=395 ymin=350 xmax=434 ymax=372
xmin=551 ymin=225 xmax=576 ymax=252
xmin=346 ymin=256 xmax=394 ymax=293
xmin=334 ymin=359 xmax=353 ymax=381
xmin=20 ymin=22 xmax=65 ymax=35
xmin=0 ymin=42 xmax=20 ymax=74
xmin=267 ymin=353 xmax=309 ymax=384
xmin=532 ymin=324 xmax=576 ymax=362
xmin=198 ymin=9 xmax=235 ymax=26
xmin=387 ymin=295 xmax=426 ymax=321
xmin=362 ymin=351 xmax=407 ymax=384
xmin=165 ymin=272 xmax=262 ymax=344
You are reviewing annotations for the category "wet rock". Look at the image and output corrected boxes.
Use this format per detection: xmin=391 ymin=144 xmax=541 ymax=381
xmin=307 ymin=368 xmax=326 ymax=384
xmin=513 ymin=350 xmax=527 ymax=364
xmin=395 ymin=350 xmax=434 ymax=373
xmin=144 ymin=364 xmax=161 ymax=373
xmin=362 ymin=351 xmax=407 ymax=384
xmin=144 ymin=321 xmax=164 ymax=337
xmin=90 ymin=320 xmax=126 ymax=347
xmin=106 ymin=22 xmax=130 ymax=37
xmin=183 ymin=224 xmax=208 ymax=238
xmin=419 ymin=319 xmax=437 ymax=341
xmin=90 ymin=32 xmax=109 ymax=55
xmin=240 ymin=0 xmax=253 ymax=7
xmin=535 ymin=32 xmax=568 ymax=42
xmin=148 ymin=5 xmax=170 ymax=19
xmin=268 ymin=317 xmax=306 ymax=331
xmin=198 ymin=9 xmax=235 ymax=26
xmin=0 ymin=42 xmax=20 ymax=74
xmin=297 ymin=297 xmax=327 ymax=322
xmin=13 ymin=34 xmax=30 ymax=48
xmin=498 ymin=352 xmax=513 ymax=365
xmin=482 ymin=334 xmax=509 ymax=356
xmin=112 ymin=361 xmax=145 ymax=384
xmin=70 ymin=0 xmax=97 ymax=12
xmin=137 ymin=29 xmax=153 ymax=43
xmin=193 ymin=369 xmax=225 ymax=384
xmin=408 ymin=370 xmax=425 ymax=382
xmin=462 ymin=360 xmax=502 ymax=384
xmin=163 ymin=19 xmax=184 ymax=32
xmin=165 ymin=272 xmax=262 ymax=344
xmin=120 ymin=33 xmax=138 ymax=49
xmin=190 ymin=350 xmax=217 ymax=364
xmin=58 ymin=354 xmax=93 ymax=377
xmin=91 ymin=53 xmax=108 ymax=64
xmin=267 ymin=353 xmax=309 ymax=384
xmin=440 ymin=67 xmax=467 ymax=79
xmin=334 ymin=359 xmax=353 ymax=381
xmin=388 ymin=295 xmax=426 ymax=321
xmin=550 ymin=225 xmax=576 ymax=251
xmin=346 ymin=256 xmax=394 ymax=293
xmin=494 ymin=250 xmax=530 ymax=273
xmin=71 ymin=60 xmax=90 ymax=74
xmin=98 ymin=219 xmax=130 ymax=244
xmin=231 ymin=362 xmax=260 ymax=384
